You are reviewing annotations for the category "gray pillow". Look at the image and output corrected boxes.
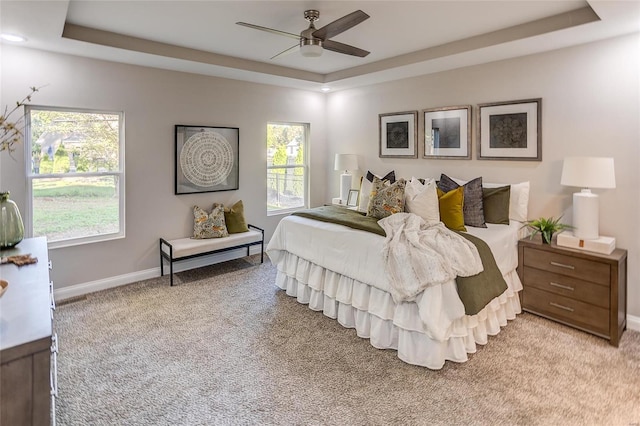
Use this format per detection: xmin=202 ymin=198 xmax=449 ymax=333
xmin=438 ymin=174 xmax=487 ymax=228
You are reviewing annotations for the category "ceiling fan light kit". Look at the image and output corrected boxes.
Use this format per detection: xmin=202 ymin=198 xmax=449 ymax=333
xmin=237 ymin=9 xmax=370 ymax=59
xmin=300 ymin=39 xmax=323 ymax=57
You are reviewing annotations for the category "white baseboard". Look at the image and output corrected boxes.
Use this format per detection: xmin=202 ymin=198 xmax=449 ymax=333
xmin=54 ymin=246 xmax=263 ymax=301
xmin=627 ymin=314 xmax=640 ymax=332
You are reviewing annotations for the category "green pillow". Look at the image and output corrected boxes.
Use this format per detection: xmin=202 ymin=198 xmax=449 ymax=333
xmin=437 ymin=187 xmax=466 ymax=232
xmin=224 ymin=200 xmax=249 ymax=234
xmin=483 ymin=186 xmax=510 ymax=225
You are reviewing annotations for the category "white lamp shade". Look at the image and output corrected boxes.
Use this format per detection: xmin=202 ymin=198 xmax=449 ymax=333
xmin=560 ymin=157 xmax=616 ymax=189
xmin=334 ymin=154 xmax=358 ymax=171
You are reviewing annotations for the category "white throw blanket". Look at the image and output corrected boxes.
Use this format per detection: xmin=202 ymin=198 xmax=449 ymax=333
xmin=379 ymin=213 xmax=483 ymax=303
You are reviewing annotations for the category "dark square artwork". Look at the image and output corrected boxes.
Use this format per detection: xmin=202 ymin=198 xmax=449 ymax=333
xmin=489 ymin=113 xmax=527 ymax=148
xmin=386 ymin=121 xmax=409 ymax=149
xmin=431 ymin=117 xmax=460 ymax=149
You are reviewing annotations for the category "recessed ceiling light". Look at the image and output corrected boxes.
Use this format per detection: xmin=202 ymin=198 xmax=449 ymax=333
xmin=1 ymin=34 xmax=27 ymax=42
xmin=321 ymin=87 xmax=331 ymax=92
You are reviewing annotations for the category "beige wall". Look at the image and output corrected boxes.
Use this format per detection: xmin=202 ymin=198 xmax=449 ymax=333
xmin=325 ymin=33 xmax=640 ymax=317
xmin=0 ymin=46 xmax=327 ymax=288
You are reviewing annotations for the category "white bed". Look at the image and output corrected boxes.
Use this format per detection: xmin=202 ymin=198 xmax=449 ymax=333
xmin=266 ymin=215 xmax=524 ymax=369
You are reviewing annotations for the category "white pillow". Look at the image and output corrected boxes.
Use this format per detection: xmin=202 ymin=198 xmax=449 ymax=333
xmin=450 ymin=176 xmax=529 ymax=222
xmin=405 ymin=177 xmax=440 ymax=224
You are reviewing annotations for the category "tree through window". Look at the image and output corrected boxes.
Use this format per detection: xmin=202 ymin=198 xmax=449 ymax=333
xmin=267 ymin=122 xmax=309 ymax=215
xmin=26 ymin=106 xmax=125 ymax=247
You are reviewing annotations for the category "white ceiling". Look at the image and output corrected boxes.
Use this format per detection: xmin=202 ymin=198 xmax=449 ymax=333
xmin=1 ymin=1 xmax=639 ymax=92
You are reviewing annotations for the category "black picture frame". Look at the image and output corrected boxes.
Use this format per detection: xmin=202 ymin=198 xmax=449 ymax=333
xmin=477 ymin=98 xmax=542 ymax=161
xmin=175 ymin=125 xmax=239 ymax=194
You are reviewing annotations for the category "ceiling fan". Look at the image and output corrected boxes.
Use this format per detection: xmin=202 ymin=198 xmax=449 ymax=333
xmin=236 ymin=9 xmax=370 ymax=59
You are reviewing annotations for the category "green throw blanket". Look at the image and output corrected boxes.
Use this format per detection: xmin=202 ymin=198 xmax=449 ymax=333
xmin=292 ymin=206 xmax=507 ymax=315
xmin=293 ymin=206 xmax=386 ymax=236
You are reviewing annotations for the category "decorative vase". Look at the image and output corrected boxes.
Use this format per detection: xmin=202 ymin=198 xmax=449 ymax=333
xmin=0 ymin=191 xmax=24 ymax=249
xmin=542 ymin=232 xmax=553 ymax=245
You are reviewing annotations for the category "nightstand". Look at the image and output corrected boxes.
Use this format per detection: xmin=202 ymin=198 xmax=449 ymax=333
xmin=517 ymin=237 xmax=627 ymax=346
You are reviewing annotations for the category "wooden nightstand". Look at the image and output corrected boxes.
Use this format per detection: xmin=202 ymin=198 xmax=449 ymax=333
xmin=517 ymin=237 xmax=627 ymax=346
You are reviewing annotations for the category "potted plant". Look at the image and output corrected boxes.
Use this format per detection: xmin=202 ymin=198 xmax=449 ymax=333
xmin=524 ymin=216 xmax=572 ymax=245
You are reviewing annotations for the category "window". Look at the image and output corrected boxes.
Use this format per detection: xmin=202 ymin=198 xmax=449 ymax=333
xmin=25 ymin=106 xmax=125 ymax=248
xmin=267 ymin=122 xmax=309 ymax=215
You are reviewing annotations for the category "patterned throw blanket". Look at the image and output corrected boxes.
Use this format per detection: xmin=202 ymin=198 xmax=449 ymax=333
xmin=292 ymin=206 xmax=507 ymax=315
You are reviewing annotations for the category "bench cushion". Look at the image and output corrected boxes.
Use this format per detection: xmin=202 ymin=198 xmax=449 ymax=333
xmin=164 ymin=229 xmax=262 ymax=259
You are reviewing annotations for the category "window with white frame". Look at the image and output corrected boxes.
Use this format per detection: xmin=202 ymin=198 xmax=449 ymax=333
xmin=25 ymin=106 xmax=125 ymax=248
xmin=266 ymin=122 xmax=309 ymax=215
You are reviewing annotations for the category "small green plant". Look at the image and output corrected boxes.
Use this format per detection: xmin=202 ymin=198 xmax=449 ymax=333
xmin=524 ymin=216 xmax=572 ymax=244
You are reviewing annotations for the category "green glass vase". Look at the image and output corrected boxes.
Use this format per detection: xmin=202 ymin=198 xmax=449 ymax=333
xmin=0 ymin=191 xmax=24 ymax=249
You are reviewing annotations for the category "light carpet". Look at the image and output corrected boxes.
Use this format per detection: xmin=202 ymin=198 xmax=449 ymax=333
xmin=55 ymin=256 xmax=640 ymax=425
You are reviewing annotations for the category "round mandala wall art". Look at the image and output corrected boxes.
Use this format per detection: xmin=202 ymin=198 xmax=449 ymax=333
xmin=175 ymin=125 xmax=239 ymax=194
xmin=180 ymin=131 xmax=233 ymax=187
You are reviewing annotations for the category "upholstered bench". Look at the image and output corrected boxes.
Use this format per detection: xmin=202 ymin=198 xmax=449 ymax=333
xmin=159 ymin=224 xmax=264 ymax=286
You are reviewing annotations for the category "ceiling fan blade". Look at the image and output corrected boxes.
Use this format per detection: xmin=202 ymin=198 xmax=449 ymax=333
xmin=236 ymin=22 xmax=300 ymax=40
xmin=322 ymin=40 xmax=370 ymax=57
xmin=312 ymin=10 xmax=369 ymax=40
xmin=271 ymin=44 xmax=299 ymax=60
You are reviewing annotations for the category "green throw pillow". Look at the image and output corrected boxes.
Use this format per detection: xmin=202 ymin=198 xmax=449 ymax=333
xmin=482 ymin=186 xmax=510 ymax=225
xmin=224 ymin=200 xmax=249 ymax=234
xmin=437 ymin=187 xmax=466 ymax=232
xmin=438 ymin=174 xmax=486 ymax=228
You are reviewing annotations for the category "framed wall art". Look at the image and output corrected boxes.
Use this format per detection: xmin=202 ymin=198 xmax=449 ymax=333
xmin=175 ymin=125 xmax=239 ymax=194
xmin=478 ymin=98 xmax=542 ymax=161
xmin=423 ymin=105 xmax=471 ymax=159
xmin=379 ymin=111 xmax=418 ymax=158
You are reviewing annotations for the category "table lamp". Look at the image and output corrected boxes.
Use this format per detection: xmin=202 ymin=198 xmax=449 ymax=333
xmin=560 ymin=157 xmax=615 ymax=240
xmin=334 ymin=154 xmax=358 ymax=204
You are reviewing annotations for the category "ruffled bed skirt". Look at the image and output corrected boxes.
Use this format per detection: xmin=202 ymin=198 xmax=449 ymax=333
xmin=272 ymin=251 xmax=523 ymax=369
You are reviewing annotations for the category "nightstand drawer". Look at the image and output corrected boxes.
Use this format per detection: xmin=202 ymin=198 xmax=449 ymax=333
xmin=523 ymin=247 xmax=609 ymax=286
xmin=523 ymin=287 xmax=609 ymax=336
xmin=523 ymin=266 xmax=609 ymax=308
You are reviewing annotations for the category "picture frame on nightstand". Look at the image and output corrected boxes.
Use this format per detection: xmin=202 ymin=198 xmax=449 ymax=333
xmin=347 ymin=190 xmax=359 ymax=207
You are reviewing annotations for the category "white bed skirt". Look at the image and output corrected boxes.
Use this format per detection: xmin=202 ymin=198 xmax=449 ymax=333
xmin=273 ymin=251 xmax=523 ymax=369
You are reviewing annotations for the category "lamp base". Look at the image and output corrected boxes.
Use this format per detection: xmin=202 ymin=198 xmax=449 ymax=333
xmin=573 ymin=190 xmax=599 ymax=240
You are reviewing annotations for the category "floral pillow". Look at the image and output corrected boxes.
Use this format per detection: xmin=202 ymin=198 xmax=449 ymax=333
xmin=358 ymin=170 xmax=396 ymax=212
xmin=193 ymin=203 xmax=228 ymax=239
xmin=367 ymin=177 xmax=406 ymax=219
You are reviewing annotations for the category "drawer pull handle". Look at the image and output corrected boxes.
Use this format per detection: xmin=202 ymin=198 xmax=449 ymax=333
xmin=550 ymin=302 xmax=574 ymax=312
xmin=550 ymin=261 xmax=575 ymax=270
xmin=549 ymin=282 xmax=574 ymax=291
